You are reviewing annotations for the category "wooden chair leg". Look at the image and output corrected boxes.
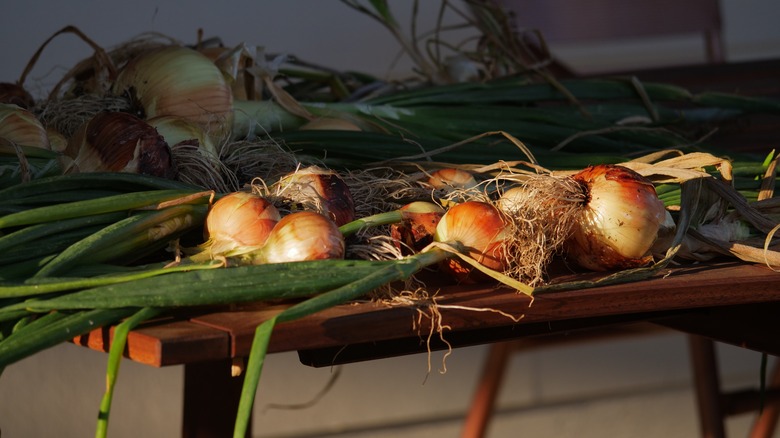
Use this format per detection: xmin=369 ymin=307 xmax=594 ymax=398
xmin=749 ymin=358 xmax=780 ymax=438
xmin=688 ymin=335 xmax=727 ymax=438
xmin=461 ymin=341 xmax=515 ymax=438
xmin=182 ymin=359 xmax=251 ymax=438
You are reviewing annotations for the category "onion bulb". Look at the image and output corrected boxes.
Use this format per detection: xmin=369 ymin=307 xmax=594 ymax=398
xmin=64 ymin=111 xmax=174 ymax=178
xmin=253 ymin=211 xmax=345 ymax=264
xmin=434 ymin=201 xmax=510 ymax=282
xmin=112 ymin=45 xmax=234 ymax=144
xmin=427 ymin=168 xmax=478 ymax=191
xmin=200 ymin=191 xmax=281 ymax=259
xmin=565 ymin=164 xmax=667 ymax=271
xmin=0 ymin=103 xmax=50 ymax=150
xmin=390 ymin=201 xmax=445 ymax=255
xmin=274 ymin=166 xmax=355 ymax=226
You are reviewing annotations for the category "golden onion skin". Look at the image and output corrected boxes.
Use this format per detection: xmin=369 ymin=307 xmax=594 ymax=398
xmin=566 ymin=164 xmax=667 ymax=271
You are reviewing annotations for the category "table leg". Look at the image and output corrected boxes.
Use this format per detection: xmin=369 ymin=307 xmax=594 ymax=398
xmin=689 ymin=335 xmax=726 ymax=438
xmin=182 ymin=359 xmax=251 ymax=438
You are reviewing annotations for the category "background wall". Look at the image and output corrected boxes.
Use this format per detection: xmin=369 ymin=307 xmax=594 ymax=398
xmin=2 ymin=1 xmax=780 ymax=437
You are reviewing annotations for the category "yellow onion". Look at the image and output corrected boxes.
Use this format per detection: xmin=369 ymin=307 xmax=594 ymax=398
xmin=253 ymin=211 xmax=345 ymax=264
xmin=0 ymin=83 xmax=35 ymax=109
xmin=565 ymin=164 xmax=667 ymax=271
xmin=427 ymin=168 xmax=478 ymax=190
xmin=0 ymin=103 xmax=50 ymax=150
xmin=201 ymin=191 xmax=281 ymax=258
xmin=275 ymin=166 xmax=355 ymax=226
xmin=433 ymin=200 xmax=510 ymax=282
xmin=112 ymin=45 xmax=234 ymax=144
xmin=64 ymin=111 xmax=174 ymax=178
xmin=390 ymin=201 xmax=445 ymax=255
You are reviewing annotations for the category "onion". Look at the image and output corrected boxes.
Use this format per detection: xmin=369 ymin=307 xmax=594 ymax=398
xmin=274 ymin=166 xmax=355 ymax=226
xmin=390 ymin=201 xmax=445 ymax=255
xmin=434 ymin=200 xmax=510 ymax=282
xmin=427 ymin=168 xmax=478 ymax=190
xmin=0 ymin=103 xmax=50 ymax=150
xmin=112 ymin=45 xmax=234 ymax=144
xmin=64 ymin=111 xmax=174 ymax=178
xmin=200 ymin=191 xmax=281 ymax=258
xmin=253 ymin=211 xmax=345 ymax=264
xmin=565 ymin=164 xmax=667 ymax=271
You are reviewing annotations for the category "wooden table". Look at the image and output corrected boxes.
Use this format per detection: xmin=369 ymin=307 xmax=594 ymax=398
xmin=74 ymin=59 xmax=780 ymax=438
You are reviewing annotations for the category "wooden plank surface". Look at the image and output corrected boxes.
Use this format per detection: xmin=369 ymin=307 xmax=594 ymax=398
xmin=86 ymin=261 xmax=780 ymax=367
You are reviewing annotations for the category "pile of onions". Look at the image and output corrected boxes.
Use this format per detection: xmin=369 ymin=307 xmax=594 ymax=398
xmin=564 ymin=164 xmax=667 ymax=271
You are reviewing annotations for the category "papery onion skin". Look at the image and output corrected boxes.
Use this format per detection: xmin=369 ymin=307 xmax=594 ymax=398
xmin=205 ymin=191 xmax=281 ymax=257
xmin=566 ymin=164 xmax=667 ymax=271
xmin=258 ymin=211 xmax=345 ymax=264
xmin=434 ymin=201 xmax=510 ymax=282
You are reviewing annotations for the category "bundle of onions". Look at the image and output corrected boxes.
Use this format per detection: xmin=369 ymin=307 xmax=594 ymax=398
xmin=0 ymin=103 xmax=51 ymax=150
xmin=272 ymin=165 xmax=356 ymax=226
xmin=63 ymin=111 xmax=174 ymax=178
xmin=112 ymin=45 xmax=234 ymax=145
xmin=564 ymin=164 xmax=668 ymax=271
xmin=247 ymin=211 xmax=345 ymax=264
xmin=433 ymin=200 xmax=511 ymax=283
xmin=191 ymin=191 xmax=281 ymax=261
